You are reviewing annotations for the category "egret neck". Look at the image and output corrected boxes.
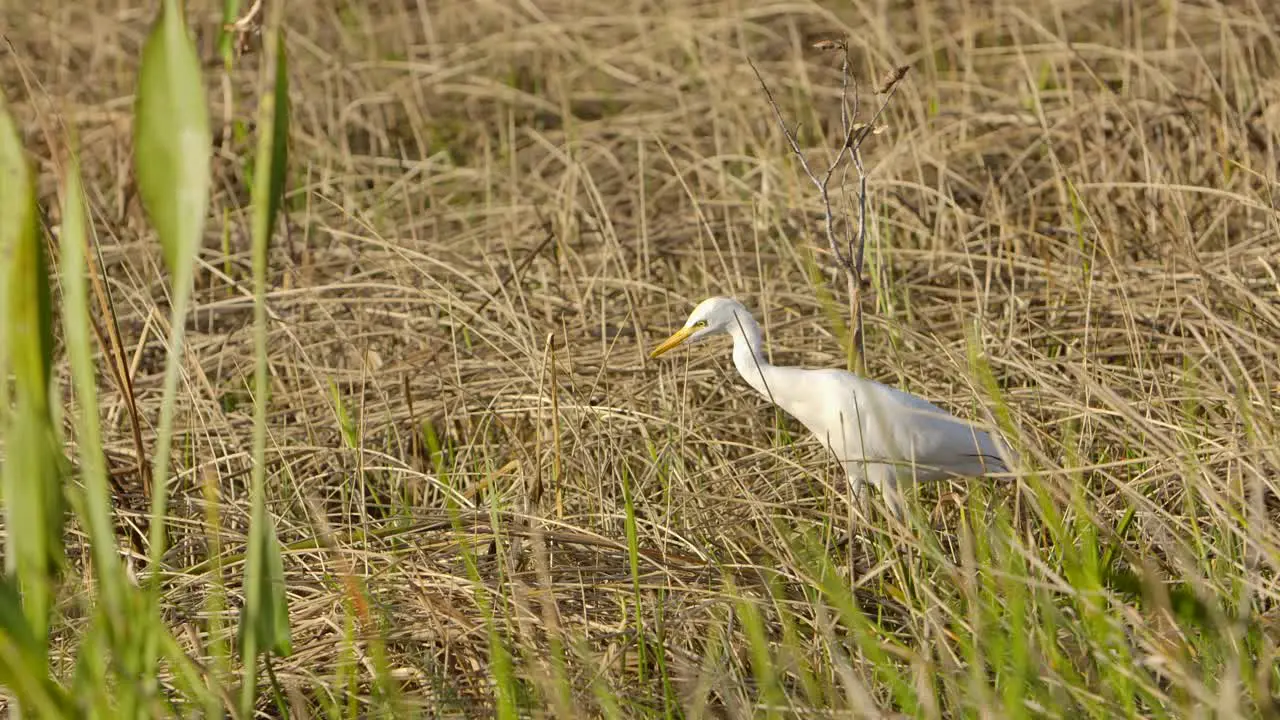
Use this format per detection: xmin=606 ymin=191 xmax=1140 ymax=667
xmin=727 ymin=309 xmax=779 ymax=403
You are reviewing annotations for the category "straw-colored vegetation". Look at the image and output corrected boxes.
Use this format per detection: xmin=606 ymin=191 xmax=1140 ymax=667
xmin=1 ymin=0 xmax=1279 ymax=716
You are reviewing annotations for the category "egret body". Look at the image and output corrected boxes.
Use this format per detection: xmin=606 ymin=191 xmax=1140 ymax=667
xmin=649 ymin=296 xmax=1011 ymax=517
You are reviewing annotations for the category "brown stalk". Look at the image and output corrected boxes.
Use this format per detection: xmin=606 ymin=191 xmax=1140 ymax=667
xmin=749 ymin=40 xmax=910 ymax=372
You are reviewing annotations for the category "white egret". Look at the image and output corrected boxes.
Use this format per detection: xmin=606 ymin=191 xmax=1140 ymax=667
xmin=649 ymin=296 xmax=1012 ymax=517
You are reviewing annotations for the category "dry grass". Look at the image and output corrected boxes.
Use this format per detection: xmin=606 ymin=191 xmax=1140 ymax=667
xmin=3 ymin=0 xmax=1280 ymax=716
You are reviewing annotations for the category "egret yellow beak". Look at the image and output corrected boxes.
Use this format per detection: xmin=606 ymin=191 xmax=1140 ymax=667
xmin=649 ymin=326 xmax=696 ymax=359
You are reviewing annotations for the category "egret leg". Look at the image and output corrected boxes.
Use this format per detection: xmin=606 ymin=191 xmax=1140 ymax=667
xmin=846 ymin=470 xmax=870 ymax=514
xmin=881 ymin=488 xmax=905 ymax=521
xmin=867 ymin=464 xmax=905 ymax=520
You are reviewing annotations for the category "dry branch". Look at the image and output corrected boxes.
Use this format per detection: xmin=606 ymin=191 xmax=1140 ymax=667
xmin=750 ymin=40 xmax=909 ymax=371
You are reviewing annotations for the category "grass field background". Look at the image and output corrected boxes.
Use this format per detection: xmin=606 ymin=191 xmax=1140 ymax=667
xmin=2 ymin=0 xmax=1280 ymax=717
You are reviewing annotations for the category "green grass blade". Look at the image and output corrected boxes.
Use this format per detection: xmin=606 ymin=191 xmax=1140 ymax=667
xmin=0 ymin=416 xmax=63 ymax=649
xmin=134 ymin=0 xmax=211 ymax=282
xmin=217 ymin=0 xmax=243 ymax=68
xmin=0 ymin=91 xmax=55 ymax=425
xmin=794 ymin=532 xmax=920 ymax=715
xmin=239 ymin=20 xmax=293 ymax=716
xmin=260 ymin=28 xmax=290 ymax=241
xmin=0 ymin=576 xmax=74 ymax=718
xmin=133 ymin=0 xmax=210 ymax=579
xmin=0 ymin=92 xmax=36 ymax=421
xmin=58 ymin=150 xmax=128 ymax=633
xmin=0 ymin=93 xmax=65 ymax=664
xmin=734 ymin=585 xmax=785 ymax=719
xmin=132 ymin=0 xmax=211 ymax=703
xmin=0 ymin=96 xmax=14 ymax=427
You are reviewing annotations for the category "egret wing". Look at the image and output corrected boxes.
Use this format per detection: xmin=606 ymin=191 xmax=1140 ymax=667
xmin=841 ymin=375 xmax=1007 ymax=478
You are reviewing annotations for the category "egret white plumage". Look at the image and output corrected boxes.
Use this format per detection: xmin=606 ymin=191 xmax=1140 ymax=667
xmin=649 ymin=296 xmax=1012 ymax=518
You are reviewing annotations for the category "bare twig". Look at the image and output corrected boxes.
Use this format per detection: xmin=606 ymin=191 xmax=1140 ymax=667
xmin=750 ymin=39 xmax=910 ymax=371
xmin=225 ymin=0 xmax=265 ymax=33
xmin=222 ymin=0 xmax=266 ymax=58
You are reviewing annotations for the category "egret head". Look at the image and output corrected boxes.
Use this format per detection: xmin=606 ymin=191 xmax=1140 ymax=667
xmin=649 ymin=296 xmax=749 ymax=358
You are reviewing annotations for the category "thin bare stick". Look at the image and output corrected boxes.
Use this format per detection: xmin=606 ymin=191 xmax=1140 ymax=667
xmin=844 ymin=68 xmax=909 ymax=365
xmin=750 ymin=40 xmax=910 ymax=372
xmin=747 ymin=55 xmax=853 ymax=272
xmin=225 ymin=0 xmax=265 ymax=32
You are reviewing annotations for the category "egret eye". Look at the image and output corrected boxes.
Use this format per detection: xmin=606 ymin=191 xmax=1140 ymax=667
xmin=695 ymin=320 xmax=708 ymax=328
